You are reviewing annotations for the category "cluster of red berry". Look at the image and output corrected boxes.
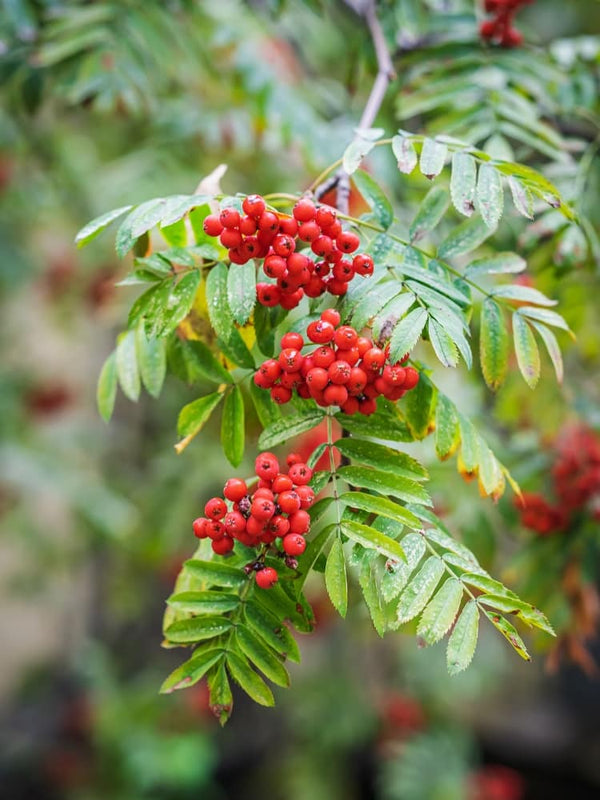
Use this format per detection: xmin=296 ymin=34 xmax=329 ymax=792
xmin=253 ymin=308 xmax=419 ymax=414
xmin=192 ymin=451 xmax=315 ymax=588
xmin=202 ymin=195 xmax=374 ymax=310
xmin=516 ymin=425 xmax=600 ymax=535
xmin=479 ymin=0 xmax=533 ymax=48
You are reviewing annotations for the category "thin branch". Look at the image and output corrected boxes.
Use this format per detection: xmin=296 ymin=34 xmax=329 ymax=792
xmin=315 ymin=0 xmax=395 ymax=212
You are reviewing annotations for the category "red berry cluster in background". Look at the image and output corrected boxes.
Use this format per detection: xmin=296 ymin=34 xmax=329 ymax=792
xmin=479 ymin=0 xmax=533 ymax=48
xmin=516 ymin=425 xmax=600 ymax=535
xmin=254 ymin=308 xmax=420 ymax=415
xmin=202 ymin=195 xmax=374 ymax=310
xmin=192 ymin=452 xmax=315 ymax=588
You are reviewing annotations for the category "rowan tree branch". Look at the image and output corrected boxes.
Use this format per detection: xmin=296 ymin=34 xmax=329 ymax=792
xmin=315 ymin=0 xmax=395 ymax=213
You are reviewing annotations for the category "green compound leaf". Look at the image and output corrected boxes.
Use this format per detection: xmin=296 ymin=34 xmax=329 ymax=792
xmin=97 ymin=351 xmax=118 ymax=422
xmin=480 ymin=298 xmax=509 ymax=391
xmin=447 ymin=600 xmax=479 ymax=675
xmin=417 ymin=578 xmax=463 ymax=645
xmin=325 ymin=536 xmax=348 ymax=617
xmin=341 ymin=521 xmax=407 ymax=562
xmin=258 ymin=409 xmax=325 ymax=450
xmin=167 ymin=591 xmax=240 ymax=614
xmin=359 ymin=559 xmax=386 ymax=637
xmin=381 ymin=533 xmax=426 ymax=602
xmin=135 ymin=323 xmax=167 ymax=398
xmin=339 ymin=493 xmax=422 ymax=531
xmin=387 ymin=307 xmax=428 ymax=363
xmin=221 ymin=385 xmax=245 ymax=467
xmin=205 ymin=262 xmax=255 ymax=369
xmin=244 ymin=602 xmax=301 ymax=663
xmin=235 ymin=625 xmax=290 ymax=687
xmin=434 ymin=393 xmax=460 ymax=460
xmin=353 ymin=169 xmax=394 ymax=229
xmin=177 ymin=391 xmax=224 ymax=444
xmin=409 ymin=185 xmax=450 ymax=242
xmin=160 ymin=648 xmax=223 ymax=694
xmin=335 ymin=439 xmax=428 ymax=480
xmin=76 ymin=204 xmax=133 ymax=248
xmin=419 ymin=138 xmax=448 ymax=179
xmin=225 ymin=651 xmax=275 ymax=707
xmin=450 ymin=152 xmax=476 ymax=217
xmin=530 ymin=321 xmax=563 ymax=383
xmin=438 ymin=217 xmax=492 ymax=260
xmin=482 ymin=608 xmax=531 ymax=661
xmin=184 ymin=559 xmax=246 ymax=589
xmin=512 ymin=312 xmax=541 ymax=388
xmin=339 ymin=465 xmax=431 ymax=506
xmin=207 ymin=661 xmax=233 ymax=726
xmin=164 ymin=615 xmax=234 ymax=644
xmin=116 ymin=329 xmax=140 ymax=401
xmin=227 ymin=260 xmax=256 ymax=325
xmin=392 ymin=133 xmax=418 ymax=174
xmin=428 ymin=319 xmax=459 ymax=367
xmin=396 ymin=556 xmax=445 ymax=625
xmin=476 ymin=163 xmax=504 ymax=229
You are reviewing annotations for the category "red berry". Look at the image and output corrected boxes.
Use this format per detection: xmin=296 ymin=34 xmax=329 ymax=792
xmin=296 ymin=485 xmax=315 ymax=508
xmin=239 ymin=215 xmax=258 ymax=236
xmin=220 ymin=228 xmax=243 ymax=249
xmin=246 ymin=516 xmax=266 ymax=537
xmin=242 ymin=194 xmax=266 ymax=218
xmin=253 ymin=486 xmax=274 ymax=499
xmin=323 ymin=383 xmax=348 ymax=406
xmin=223 ymin=511 xmax=247 ymax=535
xmin=313 ymin=345 xmax=336 ymax=369
xmin=193 ymin=517 xmax=209 ymax=538
xmin=362 ymin=347 xmax=385 ymax=371
xmin=479 ymin=19 xmax=497 ymax=39
xmin=206 ymin=520 xmax=225 ymax=540
xmin=359 ymin=397 xmax=378 ymax=415
xmin=288 ymin=463 xmax=313 ymax=486
xmin=282 ymin=532 xmax=307 ymax=555
xmin=287 ymin=252 xmax=311 ymax=275
xmin=281 ymin=331 xmax=304 ymax=350
xmin=286 ymin=452 xmax=303 ymax=467
xmin=336 ymin=231 xmax=360 ymax=253
xmin=312 ymin=235 xmax=334 ymax=258
xmin=352 ymin=254 xmax=374 ymax=276
xmin=203 ymin=215 xmax=223 ymax=237
xmin=256 ymin=283 xmax=281 ymax=307
xmin=288 ymin=510 xmax=311 ymax=535
xmin=314 ymin=261 xmax=331 ymax=278
xmin=321 ymin=309 xmax=341 ymax=326
xmin=279 ymin=216 xmax=299 ymax=236
xmin=357 ymin=337 xmax=372 ymax=357
xmin=293 ymin=198 xmax=317 ymax=222
xmin=264 ymin=255 xmax=287 ymax=278
xmin=251 ymin=498 xmax=276 ymax=521
xmin=382 ymin=365 xmax=406 ymax=386
xmin=306 ymin=367 xmax=330 ymax=392
xmin=403 ymin=367 xmax=419 ymax=389
xmin=326 ymin=278 xmax=349 ymax=295
xmin=268 ymin=515 xmax=290 ymax=537
xmin=272 ymin=234 xmax=296 ymax=257
xmin=205 ymin=497 xmax=227 ymax=520
xmin=220 ymin=207 xmax=241 ymax=229
xmin=348 ymin=366 xmax=368 ymax=394
xmin=333 ymin=260 xmax=355 ymax=281
xmin=278 ymin=490 xmax=302 ymax=514
xmin=212 ymin=535 xmax=235 ymax=555
xmin=258 ymin=211 xmax=280 ymax=232
xmin=328 ymin=360 xmax=351 ymax=385
xmin=307 ymin=319 xmax=335 ymax=344
xmin=255 ymin=453 xmax=280 ymax=481
xmin=334 ymin=325 xmax=358 ymax=349
xmin=316 ymin=206 xmax=337 ymax=228
xmin=258 ymin=358 xmax=282 ymax=382
xmin=255 ymin=567 xmax=278 ymax=589
xmin=224 ymin=478 xmax=248 ymax=502
xmin=272 ymin=474 xmax=294 ymax=493
xmin=271 ymin=385 xmax=292 ymax=404
xmin=279 ymin=289 xmax=303 ymax=309
xmin=304 ymin=275 xmax=326 ymax=298
xmin=279 ymin=348 xmax=304 ymax=373
xmin=298 ymin=221 xmax=321 ymax=242
xmin=341 ymin=396 xmax=360 ymax=415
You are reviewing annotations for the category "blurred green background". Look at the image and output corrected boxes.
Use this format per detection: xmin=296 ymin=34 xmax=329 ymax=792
xmin=1 ymin=1 xmax=600 ymax=798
